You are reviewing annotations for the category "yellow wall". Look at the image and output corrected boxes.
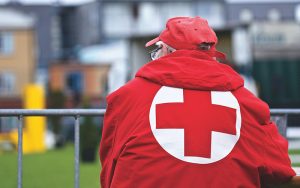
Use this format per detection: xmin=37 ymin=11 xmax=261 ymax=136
xmin=0 ymin=29 xmax=36 ymax=97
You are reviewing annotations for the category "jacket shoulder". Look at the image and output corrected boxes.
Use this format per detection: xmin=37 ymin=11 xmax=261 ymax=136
xmin=233 ymin=87 xmax=270 ymax=125
xmin=106 ymin=77 xmax=160 ymax=104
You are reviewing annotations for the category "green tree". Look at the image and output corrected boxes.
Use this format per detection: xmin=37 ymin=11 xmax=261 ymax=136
xmin=48 ymin=90 xmax=66 ymax=147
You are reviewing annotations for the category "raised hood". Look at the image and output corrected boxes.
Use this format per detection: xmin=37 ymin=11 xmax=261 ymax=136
xmin=136 ymin=50 xmax=244 ymax=91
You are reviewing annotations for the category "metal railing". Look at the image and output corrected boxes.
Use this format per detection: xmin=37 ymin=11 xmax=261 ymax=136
xmin=0 ymin=108 xmax=299 ymax=188
xmin=270 ymin=109 xmax=300 ymax=137
xmin=0 ymin=109 xmax=106 ymax=188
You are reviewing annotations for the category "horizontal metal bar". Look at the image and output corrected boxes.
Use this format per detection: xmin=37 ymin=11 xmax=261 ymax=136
xmin=0 ymin=109 xmax=106 ymax=116
xmin=0 ymin=109 xmax=299 ymax=117
xmin=270 ymin=109 xmax=300 ymax=115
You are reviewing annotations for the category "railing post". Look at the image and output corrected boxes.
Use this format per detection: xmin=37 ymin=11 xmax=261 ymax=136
xmin=74 ymin=115 xmax=80 ymax=188
xmin=271 ymin=114 xmax=288 ymax=137
xmin=17 ymin=115 xmax=23 ymax=188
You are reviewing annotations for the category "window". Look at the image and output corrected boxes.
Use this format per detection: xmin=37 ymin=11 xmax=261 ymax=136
xmin=295 ymin=4 xmax=300 ymax=23
xmin=132 ymin=3 xmax=139 ymax=20
xmin=239 ymin=9 xmax=253 ymax=24
xmin=0 ymin=72 xmax=15 ymax=96
xmin=65 ymin=71 xmax=83 ymax=106
xmin=0 ymin=32 xmax=14 ymax=55
xmin=103 ymin=4 xmax=132 ymax=36
xmin=66 ymin=72 xmax=83 ymax=93
xmin=268 ymin=9 xmax=281 ymax=22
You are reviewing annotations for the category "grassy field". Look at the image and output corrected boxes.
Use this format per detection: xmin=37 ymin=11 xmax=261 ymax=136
xmin=0 ymin=145 xmax=100 ymax=188
xmin=289 ymin=149 xmax=300 ymax=167
xmin=289 ymin=149 xmax=300 ymax=155
xmin=0 ymin=146 xmax=299 ymax=188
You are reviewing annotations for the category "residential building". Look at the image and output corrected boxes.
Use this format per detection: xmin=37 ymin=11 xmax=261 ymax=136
xmin=0 ymin=8 xmax=36 ymax=108
xmin=49 ymin=61 xmax=110 ymax=107
xmin=226 ymin=0 xmax=300 ymax=108
xmin=1 ymin=3 xmax=61 ymax=75
xmin=59 ymin=1 xmax=102 ymax=59
xmin=101 ymin=0 xmax=229 ymax=77
xmin=0 ymin=2 xmax=108 ymax=107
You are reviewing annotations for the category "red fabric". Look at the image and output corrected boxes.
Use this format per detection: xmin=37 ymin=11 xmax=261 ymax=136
xmin=146 ymin=17 xmax=217 ymax=50
xmin=156 ymin=90 xmax=236 ymax=158
xmin=99 ymin=50 xmax=295 ymax=188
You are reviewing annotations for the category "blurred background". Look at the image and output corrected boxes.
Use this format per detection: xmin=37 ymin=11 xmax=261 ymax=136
xmin=0 ymin=0 xmax=300 ymax=187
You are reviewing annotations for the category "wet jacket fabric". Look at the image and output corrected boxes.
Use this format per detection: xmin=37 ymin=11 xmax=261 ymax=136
xmin=100 ymin=50 xmax=295 ymax=188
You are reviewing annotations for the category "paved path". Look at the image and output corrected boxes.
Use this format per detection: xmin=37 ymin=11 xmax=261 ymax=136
xmin=289 ymin=140 xmax=300 ymax=150
xmin=287 ymin=127 xmax=300 ymax=139
xmin=290 ymin=154 xmax=300 ymax=164
xmin=288 ymin=139 xmax=300 ymax=163
xmin=293 ymin=167 xmax=300 ymax=176
xmin=287 ymin=128 xmax=300 ymax=164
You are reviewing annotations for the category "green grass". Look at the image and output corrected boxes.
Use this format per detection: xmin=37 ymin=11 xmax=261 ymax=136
xmin=0 ymin=146 xmax=298 ymax=188
xmin=289 ymin=149 xmax=300 ymax=167
xmin=289 ymin=149 xmax=300 ymax=155
xmin=0 ymin=145 xmax=100 ymax=188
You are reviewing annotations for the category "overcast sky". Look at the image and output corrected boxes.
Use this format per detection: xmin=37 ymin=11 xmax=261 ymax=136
xmin=0 ymin=0 xmax=95 ymax=5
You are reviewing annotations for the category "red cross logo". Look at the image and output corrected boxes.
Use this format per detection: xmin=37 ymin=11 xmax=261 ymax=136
xmin=156 ymin=90 xmax=236 ymax=158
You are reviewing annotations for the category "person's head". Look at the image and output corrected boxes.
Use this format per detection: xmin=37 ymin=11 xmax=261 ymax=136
xmin=149 ymin=41 xmax=176 ymax=60
xmin=146 ymin=16 xmax=218 ymax=60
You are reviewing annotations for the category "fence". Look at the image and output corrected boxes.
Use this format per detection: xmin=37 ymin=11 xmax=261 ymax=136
xmin=0 ymin=109 xmax=105 ymax=188
xmin=270 ymin=109 xmax=300 ymax=137
xmin=0 ymin=108 xmax=299 ymax=188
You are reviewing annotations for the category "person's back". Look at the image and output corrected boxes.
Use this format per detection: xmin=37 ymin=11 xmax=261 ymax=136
xmin=100 ymin=17 xmax=297 ymax=188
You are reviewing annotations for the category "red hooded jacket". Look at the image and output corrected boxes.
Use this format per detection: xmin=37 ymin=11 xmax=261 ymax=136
xmin=100 ymin=50 xmax=295 ymax=188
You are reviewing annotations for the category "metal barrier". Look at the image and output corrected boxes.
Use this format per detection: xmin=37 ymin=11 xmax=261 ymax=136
xmin=0 ymin=109 xmax=106 ymax=188
xmin=0 ymin=108 xmax=299 ymax=188
xmin=270 ymin=109 xmax=300 ymax=137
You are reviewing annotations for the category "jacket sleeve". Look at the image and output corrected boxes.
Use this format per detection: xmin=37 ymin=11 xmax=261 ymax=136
xmin=260 ymin=121 xmax=296 ymax=186
xmin=99 ymin=93 xmax=119 ymax=188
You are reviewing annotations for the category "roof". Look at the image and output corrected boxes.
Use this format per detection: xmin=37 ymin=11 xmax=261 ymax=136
xmin=0 ymin=8 xmax=34 ymax=29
